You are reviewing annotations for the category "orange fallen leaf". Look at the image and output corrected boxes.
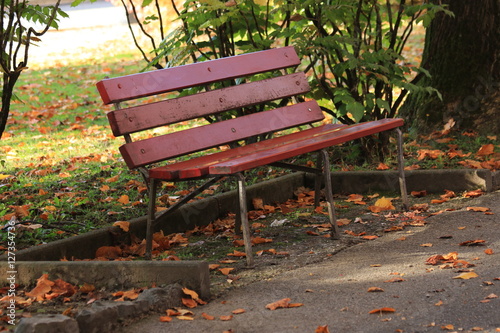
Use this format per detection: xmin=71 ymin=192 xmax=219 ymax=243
xmin=384 ymin=277 xmax=406 ymax=283
xmin=368 ymin=197 xmax=395 ymax=213
xmin=118 ymin=195 xmax=130 ymax=205
xmin=466 ymin=206 xmax=490 ymax=212
xmin=367 ymin=287 xmax=384 ymax=292
xmin=209 ymin=264 xmax=221 ymax=270
xmin=219 ymin=268 xmax=235 ymax=276
xmin=441 ymin=324 xmax=454 ymax=330
xmin=159 ymin=316 xmax=172 ymax=322
xmin=95 ymin=246 xmax=122 ymax=259
xmin=251 ymin=236 xmax=273 ymax=245
xmin=202 ymin=312 xmax=215 ymax=320
xmin=232 ymin=308 xmax=246 ymax=314
xmin=25 ymin=274 xmax=54 ymax=301
xmin=362 ymin=235 xmax=379 ymax=240
xmin=113 ymin=221 xmax=130 ymax=232
xmin=410 ymin=190 xmax=427 ymax=197
xmin=227 ymin=250 xmax=246 ymax=257
xmin=220 ymin=315 xmax=233 ymax=321
xmin=485 ymin=293 xmax=498 ymax=299
xmin=315 ymin=325 xmax=331 ymax=333
xmin=484 ymin=249 xmax=494 ymax=255
xmin=265 ymin=298 xmax=303 ymax=310
xmin=420 ymin=243 xmax=433 ymax=247
xmin=376 ymin=163 xmax=390 ymax=170
xmin=368 ymin=307 xmax=396 ymax=314
xmin=182 ymin=298 xmax=198 ymax=308
xmin=476 ymin=143 xmax=495 ymax=156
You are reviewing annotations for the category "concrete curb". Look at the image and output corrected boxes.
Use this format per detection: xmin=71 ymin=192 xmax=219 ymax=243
xmin=14 ymin=284 xmax=184 ymax=333
xmin=0 ymin=261 xmax=210 ymax=300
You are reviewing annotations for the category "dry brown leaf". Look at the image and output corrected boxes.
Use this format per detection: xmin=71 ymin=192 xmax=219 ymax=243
xmin=476 ymin=143 xmax=495 ymax=156
xmin=265 ymin=298 xmax=303 ymax=310
xmin=25 ymin=274 xmax=54 ymax=301
xmin=459 ymin=239 xmax=486 ymax=246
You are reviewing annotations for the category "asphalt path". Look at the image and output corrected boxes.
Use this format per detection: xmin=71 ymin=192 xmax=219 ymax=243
xmin=123 ymin=191 xmax=500 ymax=333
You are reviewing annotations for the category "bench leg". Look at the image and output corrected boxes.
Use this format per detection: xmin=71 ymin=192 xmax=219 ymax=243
xmin=236 ymin=173 xmax=255 ymax=268
xmin=145 ymin=178 xmax=158 ymax=260
xmin=396 ymin=128 xmax=409 ymax=211
xmin=314 ymin=152 xmax=323 ymax=208
xmin=321 ymin=149 xmax=340 ymax=239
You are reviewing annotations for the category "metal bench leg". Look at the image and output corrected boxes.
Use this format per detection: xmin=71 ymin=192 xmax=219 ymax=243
xmin=145 ymin=178 xmax=158 ymax=260
xmin=236 ymin=173 xmax=255 ymax=268
xmin=396 ymin=128 xmax=409 ymax=211
xmin=314 ymin=151 xmax=323 ymax=208
xmin=321 ymin=149 xmax=340 ymax=239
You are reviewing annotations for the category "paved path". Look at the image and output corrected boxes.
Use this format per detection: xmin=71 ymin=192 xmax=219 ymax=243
xmin=123 ymin=191 xmax=500 ymax=333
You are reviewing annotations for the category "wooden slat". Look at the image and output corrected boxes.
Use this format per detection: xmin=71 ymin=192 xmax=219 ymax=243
xmin=96 ymin=46 xmax=300 ymax=105
xmin=208 ymin=119 xmax=404 ymax=175
xmin=107 ymin=73 xmax=311 ymax=137
xmin=148 ymin=124 xmax=347 ymax=180
xmin=120 ymin=100 xmax=324 ymax=169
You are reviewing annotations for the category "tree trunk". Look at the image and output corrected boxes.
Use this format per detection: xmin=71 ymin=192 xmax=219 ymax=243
xmin=400 ymin=0 xmax=500 ymax=135
xmin=0 ymin=72 xmax=21 ymax=139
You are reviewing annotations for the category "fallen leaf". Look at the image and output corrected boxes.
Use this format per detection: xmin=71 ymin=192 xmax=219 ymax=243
xmin=232 ymin=308 xmax=246 ymax=314
xmin=227 ymin=250 xmax=246 ymax=257
xmin=459 ymin=239 xmax=486 ymax=246
xmin=220 ymin=315 xmax=233 ymax=321
xmin=441 ymin=324 xmax=454 ymax=330
xmin=367 ymin=287 xmax=384 ymax=292
xmin=485 ymin=293 xmax=498 ymax=299
xmin=466 ymin=206 xmax=490 ymax=212
xmin=219 ymin=268 xmax=235 ymax=276
xmin=315 ymin=325 xmax=330 ymax=333
xmin=201 ymin=312 xmax=215 ymax=320
xmin=113 ymin=221 xmax=130 ymax=232
xmin=251 ymin=236 xmax=273 ymax=245
xmin=420 ymin=243 xmax=433 ymax=247
xmin=411 ymin=190 xmax=427 ymax=197
xmin=476 ymin=143 xmax=495 ymax=156
xmin=453 ymin=272 xmax=478 ymax=280
xmin=368 ymin=197 xmax=395 ymax=213
xmin=181 ymin=298 xmax=198 ymax=308
xmin=435 ymin=300 xmax=443 ymax=306
xmin=159 ymin=316 xmax=172 ymax=322
xmin=25 ymin=274 xmax=54 ymax=301
xmin=368 ymin=307 xmax=396 ymax=314
xmin=177 ymin=315 xmax=194 ymax=321
xmin=265 ymin=298 xmax=303 ymax=310
xmin=484 ymin=249 xmax=494 ymax=255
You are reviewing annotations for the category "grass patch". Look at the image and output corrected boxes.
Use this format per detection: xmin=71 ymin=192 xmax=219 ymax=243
xmin=1 ymin=38 xmax=498 ymax=252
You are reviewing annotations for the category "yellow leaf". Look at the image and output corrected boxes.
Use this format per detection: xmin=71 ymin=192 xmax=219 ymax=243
xmin=0 ymin=174 xmax=12 ymax=180
xmin=453 ymin=272 xmax=478 ymax=280
xmin=368 ymin=197 xmax=395 ymax=213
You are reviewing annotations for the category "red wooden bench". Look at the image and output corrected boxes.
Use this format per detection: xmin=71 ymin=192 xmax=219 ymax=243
xmin=96 ymin=46 xmax=408 ymax=266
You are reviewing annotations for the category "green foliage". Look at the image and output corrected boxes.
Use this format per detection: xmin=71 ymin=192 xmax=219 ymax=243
xmin=144 ymin=0 xmax=446 ymax=127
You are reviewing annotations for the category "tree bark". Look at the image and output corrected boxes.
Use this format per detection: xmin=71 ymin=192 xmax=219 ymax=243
xmin=400 ymin=0 xmax=500 ymax=135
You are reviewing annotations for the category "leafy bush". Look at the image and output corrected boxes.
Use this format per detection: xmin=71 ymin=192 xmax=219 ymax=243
xmin=117 ymin=0 xmax=450 ymax=160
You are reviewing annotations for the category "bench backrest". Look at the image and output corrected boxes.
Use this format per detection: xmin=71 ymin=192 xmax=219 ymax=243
xmin=96 ymin=46 xmax=326 ymax=169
